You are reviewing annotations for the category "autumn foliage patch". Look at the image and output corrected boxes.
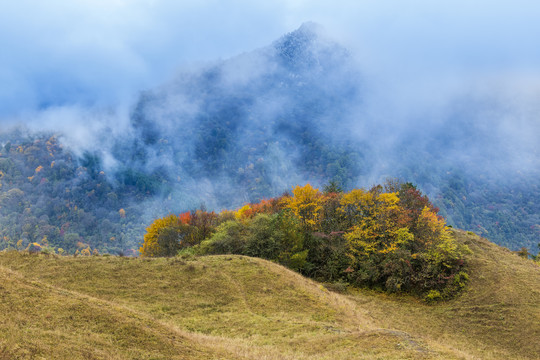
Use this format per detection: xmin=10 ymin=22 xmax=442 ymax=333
xmin=140 ymin=181 xmax=470 ymax=299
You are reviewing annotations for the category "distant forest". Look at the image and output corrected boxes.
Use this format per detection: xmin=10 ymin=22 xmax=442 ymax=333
xmin=0 ymin=128 xmax=538 ymax=256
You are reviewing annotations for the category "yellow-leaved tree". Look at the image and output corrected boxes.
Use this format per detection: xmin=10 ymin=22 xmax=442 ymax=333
xmin=338 ymin=188 xmax=375 ymax=227
xmin=139 ymin=214 xmax=181 ymax=257
xmin=341 ymin=190 xmax=413 ymax=256
xmin=415 ymin=206 xmax=465 ymax=265
xmin=235 ymin=204 xmax=251 ymax=220
xmin=283 ymin=184 xmax=323 ymax=230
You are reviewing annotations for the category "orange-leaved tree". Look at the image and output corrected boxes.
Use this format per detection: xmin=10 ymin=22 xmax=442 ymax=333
xmin=234 ymin=199 xmax=282 ymax=221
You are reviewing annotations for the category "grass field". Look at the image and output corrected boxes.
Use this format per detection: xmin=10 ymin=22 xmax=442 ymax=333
xmin=0 ymin=230 xmax=538 ymax=359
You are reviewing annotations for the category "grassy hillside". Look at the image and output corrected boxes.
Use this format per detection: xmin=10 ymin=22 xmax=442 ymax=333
xmin=346 ymin=229 xmax=540 ymax=359
xmin=0 ymin=230 xmax=538 ymax=359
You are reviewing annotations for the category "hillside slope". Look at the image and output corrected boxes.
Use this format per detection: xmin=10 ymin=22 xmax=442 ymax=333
xmin=0 ymin=230 xmax=538 ymax=359
xmin=347 ymin=229 xmax=540 ymax=359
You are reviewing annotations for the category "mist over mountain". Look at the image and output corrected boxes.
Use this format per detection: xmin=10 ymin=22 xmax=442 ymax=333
xmin=0 ymin=23 xmax=538 ymax=254
xmin=112 ymin=23 xmax=365 ymax=207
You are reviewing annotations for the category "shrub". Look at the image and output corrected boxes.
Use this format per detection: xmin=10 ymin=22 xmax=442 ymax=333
xmin=244 ymin=214 xmax=280 ymax=259
xmin=26 ymin=242 xmax=42 ymax=254
xmin=40 ymin=246 xmax=56 ymax=255
xmin=199 ymin=220 xmax=247 ymax=255
xmin=424 ymin=290 xmax=442 ymax=303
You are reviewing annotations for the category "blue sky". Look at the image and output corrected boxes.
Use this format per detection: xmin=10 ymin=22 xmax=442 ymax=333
xmin=1 ymin=0 xmax=540 ymax=120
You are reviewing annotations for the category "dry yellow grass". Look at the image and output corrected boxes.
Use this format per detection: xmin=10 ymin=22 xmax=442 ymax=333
xmin=0 ymin=229 xmax=538 ymax=359
xmin=0 ymin=262 xmax=234 ymax=359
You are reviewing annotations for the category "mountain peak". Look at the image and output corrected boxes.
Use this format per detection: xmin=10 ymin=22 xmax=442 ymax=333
xmin=276 ymin=22 xmax=324 ymax=48
xmin=273 ymin=22 xmax=340 ymax=72
xmin=296 ymin=21 xmax=325 ymax=36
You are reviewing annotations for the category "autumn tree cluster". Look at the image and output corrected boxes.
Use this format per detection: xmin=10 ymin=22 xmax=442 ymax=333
xmin=141 ymin=181 xmax=470 ymax=299
xmin=0 ymin=132 xmax=145 ymax=256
